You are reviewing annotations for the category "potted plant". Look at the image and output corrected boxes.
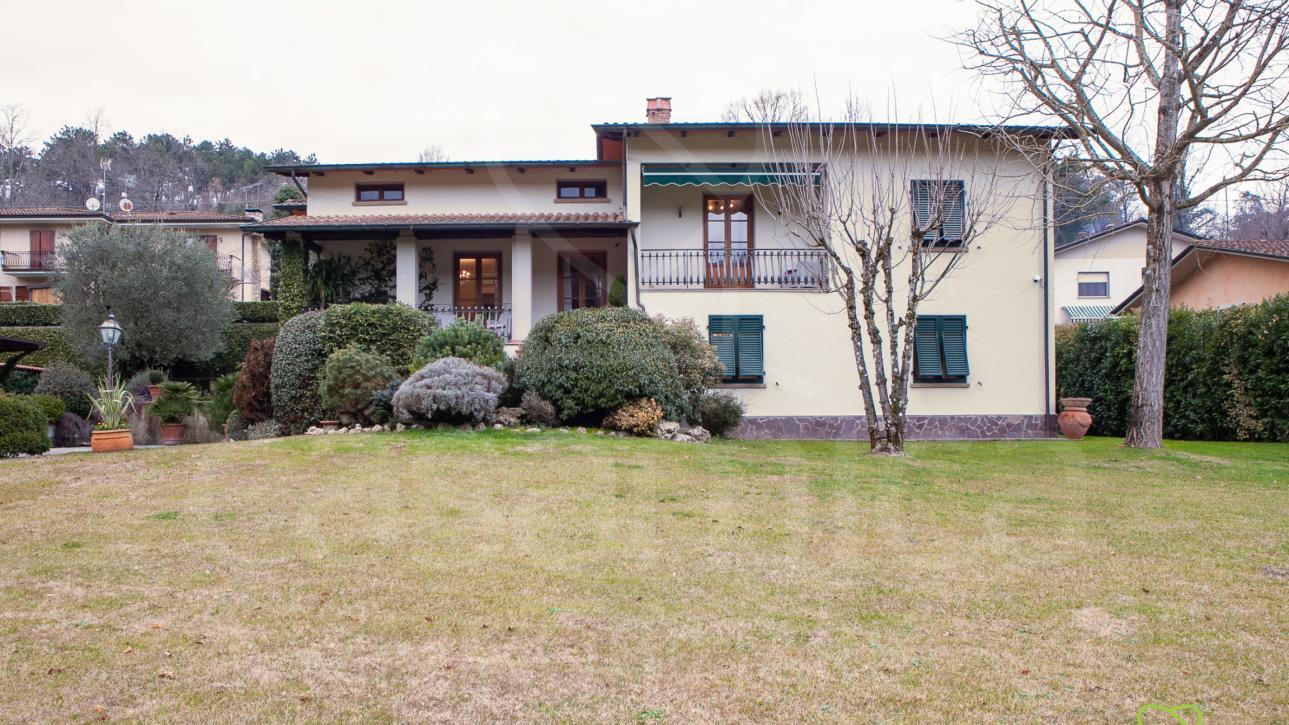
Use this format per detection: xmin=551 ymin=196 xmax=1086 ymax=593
xmin=146 ymin=370 xmax=167 ymax=402
xmin=88 ymin=380 xmax=135 ymax=453
xmin=151 ymin=381 xmax=197 ymax=446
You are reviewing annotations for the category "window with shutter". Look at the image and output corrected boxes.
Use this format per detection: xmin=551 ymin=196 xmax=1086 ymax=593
xmin=708 ymin=314 xmax=764 ymax=383
xmin=911 ymin=180 xmax=966 ymax=249
xmin=200 ymin=234 xmax=219 ymax=253
xmin=0 ymin=288 xmax=11 ymax=303
xmin=913 ymin=315 xmax=969 ymax=383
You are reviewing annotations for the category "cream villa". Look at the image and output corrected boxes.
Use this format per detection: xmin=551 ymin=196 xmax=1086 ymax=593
xmin=247 ymin=99 xmax=1068 ymax=439
xmin=1053 ymin=219 xmax=1199 ymax=323
xmin=0 ymin=208 xmax=271 ymax=302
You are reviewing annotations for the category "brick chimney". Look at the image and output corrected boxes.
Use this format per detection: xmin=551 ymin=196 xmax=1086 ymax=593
xmin=646 ymin=97 xmax=672 ymax=124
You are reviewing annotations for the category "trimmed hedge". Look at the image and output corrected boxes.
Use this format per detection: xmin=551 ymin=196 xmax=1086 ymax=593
xmin=0 ymin=303 xmax=62 ymax=326
xmin=278 ymin=241 xmax=309 ymax=320
xmin=169 ymin=322 xmax=280 ymax=383
xmin=270 ymin=311 xmax=327 ymax=435
xmin=0 ymin=326 xmax=93 ymax=370
xmin=515 ymin=307 xmax=686 ymax=422
xmin=319 ymin=303 xmax=436 ymax=368
xmin=1056 ymin=294 xmax=1289 ymax=441
xmin=0 ymin=395 xmax=49 ymax=457
xmin=233 ymin=301 xmax=281 ymax=323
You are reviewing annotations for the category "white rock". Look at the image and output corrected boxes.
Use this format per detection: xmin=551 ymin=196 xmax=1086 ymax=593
xmin=524 ymin=427 xmax=540 ymax=433
xmin=576 ymin=427 xmax=587 ymax=434
xmin=657 ymin=421 xmax=681 ymax=437
xmin=395 ymin=423 xmax=406 ymax=432
xmin=687 ymin=426 xmax=711 ymax=443
xmin=671 ymin=433 xmax=696 ymax=443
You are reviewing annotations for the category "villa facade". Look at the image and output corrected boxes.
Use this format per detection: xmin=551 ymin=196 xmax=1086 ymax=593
xmin=0 ymin=208 xmax=271 ymax=302
xmin=247 ymin=99 xmax=1066 ymax=439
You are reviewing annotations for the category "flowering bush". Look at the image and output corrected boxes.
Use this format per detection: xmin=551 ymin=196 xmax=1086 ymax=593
xmin=392 ymin=357 xmax=508 ymax=424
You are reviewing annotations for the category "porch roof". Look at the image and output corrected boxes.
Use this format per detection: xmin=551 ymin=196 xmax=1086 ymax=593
xmin=242 ymin=210 xmax=634 ymax=236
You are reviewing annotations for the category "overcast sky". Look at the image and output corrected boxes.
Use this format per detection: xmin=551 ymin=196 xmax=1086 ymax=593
xmin=3 ymin=0 xmax=998 ymax=163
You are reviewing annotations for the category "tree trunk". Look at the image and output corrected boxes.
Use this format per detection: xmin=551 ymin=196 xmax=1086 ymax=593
xmin=1124 ymin=198 xmax=1174 ymax=448
xmin=1125 ymin=0 xmax=1183 ymax=450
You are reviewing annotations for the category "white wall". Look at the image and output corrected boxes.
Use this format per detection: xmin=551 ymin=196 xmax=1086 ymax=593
xmin=1053 ymin=224 xmax=1192 ymax=321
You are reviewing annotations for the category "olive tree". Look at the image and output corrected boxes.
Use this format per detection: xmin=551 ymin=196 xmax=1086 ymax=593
xmin=56 ymin=222 xmax=236 ymax=371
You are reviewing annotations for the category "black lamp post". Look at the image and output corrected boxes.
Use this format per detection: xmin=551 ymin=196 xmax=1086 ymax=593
xmin=98 ymin=312 xmax=123 ymax=382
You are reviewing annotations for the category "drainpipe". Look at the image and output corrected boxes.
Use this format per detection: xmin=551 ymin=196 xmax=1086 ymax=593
xmin=630 ymin=227 xmax=645 ymax=315
xmin=1042 ymin=156 xmax=1053 ymax=431
xmin=240 ymin=232 xmax=248 ymax=301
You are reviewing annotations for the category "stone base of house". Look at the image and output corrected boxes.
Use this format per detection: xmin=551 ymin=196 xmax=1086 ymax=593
xmin=733 ymin=414 xmax=1056 ymax=441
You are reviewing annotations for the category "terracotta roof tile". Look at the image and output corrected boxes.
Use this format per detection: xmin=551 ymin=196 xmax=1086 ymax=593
xmin=246 ymin=210 xmax=629 ymax=229
xmin=0 ymin=206 xmax=102 ymax=218
xmin=1195 ymin=239 xmax=1289 ymax=259
xmin=110 ymin=211 xmax=252 ymax=223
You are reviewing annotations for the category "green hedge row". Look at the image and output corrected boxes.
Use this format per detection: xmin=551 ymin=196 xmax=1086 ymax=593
xmin=0 ymin=326 xmax=94 ymax=370
xmin=0 ymin=303 xmax=62 ymax=326
xmin=1056 ymin=294 xmax=1289 ymax=441
xmin=0 ymin=301 xmax=278 ymax=326
xmin=169 ymin=322 xmax=281 ymax=382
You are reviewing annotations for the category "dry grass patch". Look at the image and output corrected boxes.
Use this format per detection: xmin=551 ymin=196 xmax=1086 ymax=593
xmin=0 ymin=433 xmax=1285 ymax=721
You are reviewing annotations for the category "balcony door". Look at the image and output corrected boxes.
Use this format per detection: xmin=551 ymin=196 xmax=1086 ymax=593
xmin=29 ymin=229 xmax=55 ymax=270
xmin=704 ymin=195 xmax=754 ymax=288
xmin=453 ymin=252 xmax=502 ymax=311
xmin=558 ymin=251 xmax=607 ymax=310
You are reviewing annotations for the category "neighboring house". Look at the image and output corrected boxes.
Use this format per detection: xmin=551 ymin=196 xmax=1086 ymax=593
xmin=247 ymin=98 xmax=1065 ymax=439
xmin=1114 ymin=239 xmax=1289 ymax=313
xmin=1053 ymin=219 xmax=1200 ymax=323
xmin=0 ymin=208 xmax=271 ymax=302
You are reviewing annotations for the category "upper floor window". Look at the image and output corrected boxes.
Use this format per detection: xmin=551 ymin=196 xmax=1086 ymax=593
xmin=200 ymin=234 xmax=218 ymax=252
xmin=1077 ymin=271 xmax=1109 ymax=298
xmin=911 ymin=180 xmax=965 ymax=248
xmin=355 ymin=183 xmax=405 ymax=203
xmin=556 ymin=180 xmax=607 ymax=200
xmin=914 ymin=315 xmax=969 ymax=383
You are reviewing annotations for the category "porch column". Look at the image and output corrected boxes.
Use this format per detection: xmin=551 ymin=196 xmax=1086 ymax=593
xmin=395 ymin=233 xmax=418 ymax=306
xmin=510 ymin=228 xmax=533 ymax=341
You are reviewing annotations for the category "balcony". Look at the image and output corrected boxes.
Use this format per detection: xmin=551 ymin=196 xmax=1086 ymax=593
xmin=639 ymin=249 xmax=831 ymax=290
xmin=426 ymin=304 xmax=513 ymax=340
xmin=1 ymin=251 xmax=58 ymax=274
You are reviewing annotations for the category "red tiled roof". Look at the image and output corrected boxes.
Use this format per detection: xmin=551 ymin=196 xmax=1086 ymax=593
xmin=245 ymin=210 xmax=630 ymax=230
xmin=0 ymin=206 xmax=102 ymax=218
xmin=1194 ymin=239 xmax=1289 ymax=260
xmin=273 ymin=199 xmax=307 ymax=208
xmin=110 ymin=211 xmax=252 ymax=223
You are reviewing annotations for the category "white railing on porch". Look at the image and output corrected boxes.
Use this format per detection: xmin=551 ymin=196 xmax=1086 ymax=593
xmin=427 ymin=304 xmax=513 ymax=340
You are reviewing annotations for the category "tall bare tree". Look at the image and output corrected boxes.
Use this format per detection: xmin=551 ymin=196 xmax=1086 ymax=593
xmin=417 ymin=145 xmax=448 ymax=163
xmin=0 ymin=103 xmax=34 ymax=203
xmin=722 ymin=89 xmax=811 ymax=123
xmin=961 ymin=0 xmax=1289 ymax=448
xmin=756 ymin=106 xmax=1017 ymax=454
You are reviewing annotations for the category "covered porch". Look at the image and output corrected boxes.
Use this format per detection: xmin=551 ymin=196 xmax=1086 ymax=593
xmin=247 ymin=212 xmax=633 ymax=344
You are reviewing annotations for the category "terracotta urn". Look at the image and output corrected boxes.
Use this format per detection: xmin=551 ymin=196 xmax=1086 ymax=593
xmin=1058 ymin=397 xmax=1093 ymax=440
xmin=147 ymin=384 xmax=162 ymax=401
xmin=160 ymin=423 xmax=186 ymax=446
xmin=90 ymin=428 xmax=134 ymax=453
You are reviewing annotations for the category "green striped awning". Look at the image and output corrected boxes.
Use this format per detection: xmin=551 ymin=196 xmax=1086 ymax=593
xmin=642 ymin=163 xmax=821 ymax=187
xmin=1063 ymin=305 xmax=1115 ymax=323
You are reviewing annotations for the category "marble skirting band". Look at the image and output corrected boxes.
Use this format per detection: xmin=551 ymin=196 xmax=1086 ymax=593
xmin=733 ymin=414 xmax=1056 ymax=441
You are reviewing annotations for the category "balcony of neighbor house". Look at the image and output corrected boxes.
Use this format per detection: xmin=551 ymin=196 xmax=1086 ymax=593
xmin=0 ymin=250 xmax=59 ymax=275
xmin=633 ymin=163 xmax=831 ymax=292
xmin=243 ymin=212 xmax=633 ymax=344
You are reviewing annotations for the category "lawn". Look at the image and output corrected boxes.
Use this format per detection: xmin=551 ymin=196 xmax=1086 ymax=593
xmin=0 ymin=432 xmax=1285 ymax=722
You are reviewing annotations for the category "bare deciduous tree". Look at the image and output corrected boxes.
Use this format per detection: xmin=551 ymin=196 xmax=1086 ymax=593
xmin=417 ymin=145 xmax=448 ymax=163
xmin=961 ymin=0 xmax=1289 ymax=448
xmin=0 ymin=103 xmax=34 ymax=203
xmin=722 ymin=89 xmax=811 ymax=123
xmin=757 ymin=106 xmax=1020 ymax=454
xmin=1229 ymin=180 xmax=1289 ymax=239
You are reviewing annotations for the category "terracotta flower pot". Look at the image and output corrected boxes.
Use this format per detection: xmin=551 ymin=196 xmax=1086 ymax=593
xmin=320 ymin=420 xmax=339 ymax=431
xmin=161 ymin=423 xmax=186 ymax=446
xmin=1058 ymin=397 xmax=1094 ymax=440
xmin=147 ymin=384 xmax=162 ymax=401
xmin=91 ymin=428 xmax=134 ymax=453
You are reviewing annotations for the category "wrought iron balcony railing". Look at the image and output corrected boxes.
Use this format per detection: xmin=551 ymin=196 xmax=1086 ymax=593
xmin=1 ymin=250 xmax=58 ymax=272
xmin=639 ymin=249 xmax=831 ymax=290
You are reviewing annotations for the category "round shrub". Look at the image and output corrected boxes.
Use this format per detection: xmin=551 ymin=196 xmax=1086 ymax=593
xmin=34 ymin=361 xmax=97 ymax=419
xmin=690 ymin=390 xmax=746 ymax=437
xmin=1 ymin=369 xmax=39 ymax=395
xmin=320 ymin=347 xmax=399 ymax=424
xmin=28 ymin=394 xmax=66 ymax=425
xmin=270 ymin=311 xmax=327 ymax=435
xmin=369 ymin=380 xmax=402 ymax=425
xmin=412 ymin=320 xmax=505 ymax=369
xmin=520 ymin=391 xmax=557 ymax=427
xmin=234 ymin=337 xmax=276 ymax=424
xmin=515 ymin=307 xmax=685 ymax=422
xmin=319 ymin=303 xmax=436 ymax=368
xmin=392 ymin=357 xmax=508 ymax=424
xmin=0 ymin=395 xmax=49 ymax=457
xmin=655 ymin=316 xmax=725 ymax=411
xmin=603 ymin=398 xmax=664 ymax=436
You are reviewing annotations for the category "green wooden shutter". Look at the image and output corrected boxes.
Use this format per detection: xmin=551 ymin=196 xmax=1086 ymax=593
xmin=914 ymin=316 xmax=944 ymax=377
xmin=942 ymin=181 xmax=965 ymax=243
xmin=735 ymin=315 xmax=764 ymax=378
xmin=940 ymin=316 xmax=969 ymax=376
xmin=708 ymin=316 xmax=737 ymax=379
xmin=911 ymin=181 xmax=936 ymax=243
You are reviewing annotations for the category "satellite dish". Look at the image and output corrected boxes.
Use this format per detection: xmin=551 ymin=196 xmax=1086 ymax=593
xmin=84 ymin=197 xmax=102 ymax=212
xmin=118 ymin=197 xmax=134 ymax=212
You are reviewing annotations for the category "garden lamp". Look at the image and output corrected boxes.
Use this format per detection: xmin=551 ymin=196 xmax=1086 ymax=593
xmin=98 ymin=312 xmax=123 ymax=382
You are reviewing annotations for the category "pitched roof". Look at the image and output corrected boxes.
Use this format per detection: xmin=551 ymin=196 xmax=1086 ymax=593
xmin=1055 ymin=219 xmax=1205 ymax=253
xmin=591 ymin=120 xmax=1075 ymax=139
xmin=243 ymin=210 xmax=632 ymax=232
xmin=0 ymin=206 xmax=102 ymax=218
xmin=1112 ymin=238 xmax=1289 ymax=313
xmin=265 ymin=159 xmax=611 ymax=175
xmin=110 ymin=211 xmax=251 ymax=223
